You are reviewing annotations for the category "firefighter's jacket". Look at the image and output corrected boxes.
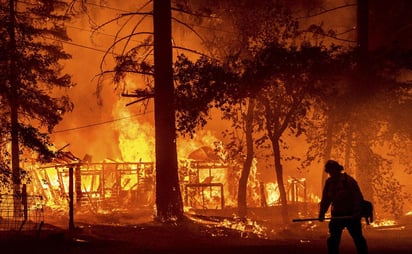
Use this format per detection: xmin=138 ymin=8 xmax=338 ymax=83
xmin=319 ymin=173 xmax=364 ymax=218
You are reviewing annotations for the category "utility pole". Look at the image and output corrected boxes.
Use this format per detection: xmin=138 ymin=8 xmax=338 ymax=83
xmin=153 ymin=0 xmax=183 ymax=221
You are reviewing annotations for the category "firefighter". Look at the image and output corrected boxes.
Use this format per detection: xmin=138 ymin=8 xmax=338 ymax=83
xmin=319 ymin=160 xmax=368 ymax=254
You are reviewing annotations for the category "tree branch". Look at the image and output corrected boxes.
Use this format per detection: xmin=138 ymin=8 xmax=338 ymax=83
xmin=296 ymin=3 xmax=357 ymax=20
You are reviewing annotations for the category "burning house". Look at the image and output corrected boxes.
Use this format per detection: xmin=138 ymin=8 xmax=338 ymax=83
xmin=25 ymin=145 xmax=318 ymax=218
xmin=34 ymin=161 xmax=155 ymax=212
xmin=0 ymin=116 xmax=322 ymax=231
xmin=29 ymin=146 xmax=231 ymax=214
xmin=180 ymin=146 xmax=230 ymax=210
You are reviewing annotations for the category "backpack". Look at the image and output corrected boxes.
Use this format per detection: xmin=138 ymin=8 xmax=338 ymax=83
xmin=361 ymin=199 xmax=374 ymax=225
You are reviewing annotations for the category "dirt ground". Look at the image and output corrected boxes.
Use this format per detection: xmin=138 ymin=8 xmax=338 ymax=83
xmin=1 ymin=213 xmax=412 ymax=254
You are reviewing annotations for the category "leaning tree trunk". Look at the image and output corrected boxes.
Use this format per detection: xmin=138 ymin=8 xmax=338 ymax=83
xmin=271 ymin=137 xmax=289 ymax=224
xmin=153 ymin=0 xmax=183 ymax=222
xmin=237 ymin=98 xmax=255 ymax=219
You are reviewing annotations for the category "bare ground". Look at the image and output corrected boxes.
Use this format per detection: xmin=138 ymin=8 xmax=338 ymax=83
xmin=1 ymin=212 xmax=412 ymax=254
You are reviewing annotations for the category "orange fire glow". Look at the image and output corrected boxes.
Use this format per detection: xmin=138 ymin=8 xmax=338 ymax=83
xmin=265 ymin=182 xmax=281 ymax=206
xmin=113 ymin=99 xmax=155 ymax=162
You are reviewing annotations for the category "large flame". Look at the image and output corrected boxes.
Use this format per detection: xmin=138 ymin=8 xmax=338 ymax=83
xmin=113 ymin=99 xmax=155 ymax=162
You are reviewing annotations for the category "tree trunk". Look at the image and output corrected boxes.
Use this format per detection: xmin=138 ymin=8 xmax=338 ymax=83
xmin=344 ymin=124 xmax=353 ymax=174
xmin=321 ymin=111 xmax=334 ymax=190
xmin=357 ymin=0 xmax=368 ymax=65
xmin=7 ymin=0 xmax=21 ymax=215
xmin=354 ymin=140 xmax=374 ymax=200
xmin=355 ymin=0 xmax=374 ymax=199
xmin=153 ymin=0 xmax=183 ymax=222
xmin=237 ymin=98 xmax=255 ymax=219
xmin=272 ymin=137 xmax=289 ymax=223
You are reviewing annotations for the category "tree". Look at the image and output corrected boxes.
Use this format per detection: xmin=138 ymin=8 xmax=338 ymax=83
xmin=188 ymin=0 xmax=301 ymax=219
xmin=236 ymin=98 xmax=256 ymax=218
xmin=94 ymin=0 xmax=193 ymax=222
xmin=0 ymin=0 xmax=74 ymax=203
xmin=173 ymin=1 xmax=343 ymax=222
xmin=153 ymin=0 xmax=183 ymax=221
xmin=219 ymin=1 xmax=298 ymax=220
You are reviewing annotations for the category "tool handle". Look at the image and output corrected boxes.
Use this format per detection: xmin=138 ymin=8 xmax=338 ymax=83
xmin=292 ymin=218 xmax=323 ymax=222
xmin=292 ymin=216 xmax=353 ymax=222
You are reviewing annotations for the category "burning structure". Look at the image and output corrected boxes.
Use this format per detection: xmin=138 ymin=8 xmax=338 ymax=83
xmin=180 ymin=146 xmax=231 ymax=210
xmin=34 ymin=161 xmax=155 ymax=212
xmin=26 ymin=147 xmax=231 ymax=215
xmin=182 ymin=160 xmax=228 ymax=210
xmin=17 ymin=144 xmax=318 ymax=221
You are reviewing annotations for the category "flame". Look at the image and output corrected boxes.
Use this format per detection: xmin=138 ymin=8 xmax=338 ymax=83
xmin=265 ymin=182 xmax=280 ymax=206
xmin=371 ymin=219 xmax=397 ymax=228
xmin=112 ymin=99 xmax=155 ymax=162
xmin=177 ymin=130 xmax=221 ymax=159
xmin=248 ymin=158 xmax=261 ymax=206
xmin=216 ymin=218 xmax=268 ymax=239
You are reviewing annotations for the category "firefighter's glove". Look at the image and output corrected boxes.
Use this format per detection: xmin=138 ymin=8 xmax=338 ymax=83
xmin=318 ymin=213 xmax=325 ymax=222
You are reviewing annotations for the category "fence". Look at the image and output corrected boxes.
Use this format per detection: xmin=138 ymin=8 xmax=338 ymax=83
xmin=0 ymin=187 xmax=44 ymax=232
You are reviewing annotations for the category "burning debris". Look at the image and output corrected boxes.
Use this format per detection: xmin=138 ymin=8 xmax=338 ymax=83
xmin=31 ymin=159 xmax=155 ymax=215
